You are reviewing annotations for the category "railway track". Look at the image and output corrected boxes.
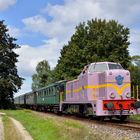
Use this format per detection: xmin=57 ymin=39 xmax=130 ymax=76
xmin=98 ymin=120 xmax=140 ymax=132
xmin=37 ymin=111 xmax=140 ymax=132
xmin=114 ymin=123 xmax=140 ymax=132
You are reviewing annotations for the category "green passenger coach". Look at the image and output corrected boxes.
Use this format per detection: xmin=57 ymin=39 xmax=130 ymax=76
xmin=19 ymin=80 xmax=67 ymax=112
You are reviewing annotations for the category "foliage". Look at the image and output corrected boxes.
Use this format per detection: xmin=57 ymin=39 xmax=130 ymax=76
xmin=131 ymin=55 xmax=140 ymax=67
xmin=129 ymin=115 xmax=140 ymax=121
xmin=55 ymin=19 xmax=131 ymax=80
xmin=0 ymin=20 xmax=23 ymax=109
xmin=32 ymin=60 xmax=52 ymax=90
xmin=129 ymin=55 xmax=140 ymax=86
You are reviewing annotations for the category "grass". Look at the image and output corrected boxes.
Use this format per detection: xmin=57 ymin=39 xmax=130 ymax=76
xmin=1 ymin=109 xmax=125 ymax=140
xmin=2 ymin=116 xmax=21 ymax=140
xmin=129 ymin=114 xmax=140 ymax=121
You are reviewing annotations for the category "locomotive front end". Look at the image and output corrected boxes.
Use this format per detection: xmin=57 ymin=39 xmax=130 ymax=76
xmin=94 ymin=62 xmax=140 ymax=119
xmin=103 ymin=68 xmax=136 ymax=115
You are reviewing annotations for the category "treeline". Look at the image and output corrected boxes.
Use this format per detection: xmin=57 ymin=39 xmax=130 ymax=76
xmin=32 ymin=18 xmax=140 ymax=90
xmin=0 ymin=21 xmax=23 ymax=109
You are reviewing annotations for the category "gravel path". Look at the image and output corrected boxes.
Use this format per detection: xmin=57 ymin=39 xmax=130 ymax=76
xmin=0 ymin=115 xmax=4 ymax=140
xmin=86 ymin=122 xmax=140 ymax=140
xmin=10 ymin=117 xmax=33 ymax=140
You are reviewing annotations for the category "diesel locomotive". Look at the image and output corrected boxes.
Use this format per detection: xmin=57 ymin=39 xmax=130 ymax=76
xmin=14 ymin=62 xmax=140 ymax=120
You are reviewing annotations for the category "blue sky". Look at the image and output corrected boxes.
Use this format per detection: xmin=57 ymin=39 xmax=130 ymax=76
xmin=0 ymin=0 xmax=140 ymax=96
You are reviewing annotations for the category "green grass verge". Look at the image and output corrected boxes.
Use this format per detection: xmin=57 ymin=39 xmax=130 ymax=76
xmin=1 ymin=109 xmax=123 ymax=140
xmin=129 ymin=115 xmax=140 ymax=121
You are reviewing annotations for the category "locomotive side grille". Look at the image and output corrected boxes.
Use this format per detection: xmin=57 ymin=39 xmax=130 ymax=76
xmin=98 ymin=73 xmax=106 ymax=98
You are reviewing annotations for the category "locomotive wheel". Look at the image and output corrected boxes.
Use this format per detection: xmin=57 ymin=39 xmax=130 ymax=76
xmin=120 ymin=116 xmax=128 ymax=122
xmin=116 ymin=115 xmax=128 ymax=122
xmin=108 ymin=116 xmax=112 ymax=121
xmin=98 ymin=116 xmax=105 ymax=121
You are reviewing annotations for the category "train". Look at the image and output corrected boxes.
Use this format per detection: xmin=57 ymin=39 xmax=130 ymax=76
xmin=14 ymin=62 xmax=140 ymax=121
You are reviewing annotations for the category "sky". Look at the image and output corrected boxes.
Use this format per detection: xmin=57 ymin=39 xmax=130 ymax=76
xmin=0 ymin=0 xmax=140 ymax=96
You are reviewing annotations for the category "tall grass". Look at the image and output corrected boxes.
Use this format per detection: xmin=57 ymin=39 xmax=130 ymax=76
xmin=2 ymin=109 xmax=120 ymax=140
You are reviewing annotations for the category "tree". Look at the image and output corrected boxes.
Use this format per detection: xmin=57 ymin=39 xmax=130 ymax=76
xmin=55 ymin=19 xmax=131 ymax=80
xmin=32 ymin=60 xmax=52 ymax=90
xmin=131 ymin=55 xmax=140 ymax=67
xmin=129 ymin=55 xmax=140 ymax=86
xmin=0 ymin=21 xmax=23 ymax=109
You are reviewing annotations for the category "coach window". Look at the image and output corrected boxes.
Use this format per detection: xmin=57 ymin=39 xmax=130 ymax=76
xmin=53 ymin=87 xmax=55 ymax=95
xmin=47 ymin=89 xmax=49 ymax=95
xmin=49 ymin=88 xmax=51 ymax=95
xmin=48 ymin=89 xmax=50 ymax=95
xmin=44 ymin=90 xmax=46 ymax=96
xmin=52 ymin=87 xmax=54 ymax=95
xmin=50 ymin=88 xmax=52 ymax=95
xmin=51 ymin=88 xmax=53 ymax=95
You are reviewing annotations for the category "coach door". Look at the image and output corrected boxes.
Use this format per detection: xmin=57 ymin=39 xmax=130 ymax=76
xmin=60 ymin=84 xmax=65 ymax=102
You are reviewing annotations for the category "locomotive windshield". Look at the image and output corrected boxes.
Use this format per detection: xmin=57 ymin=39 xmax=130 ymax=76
xmin=108 ymin=64 xmax=123 ymax=70
xmin=89 ymin=63 xmax=108 ymax=72
xmin=88 ymin=63 xmax=123 ymax=73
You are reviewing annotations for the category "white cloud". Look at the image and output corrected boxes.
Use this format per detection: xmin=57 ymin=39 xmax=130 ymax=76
xmin=130 ymin=29 xmax=140 ymax=44
xmin=22 ymin=0 xmax=103 ymax=41
xmin=23 ymin=0 xmax=140 ymax=39
xmin=15 ymin=38 xmax=65 ymax=77
xmin=129 ymin=29 xmax=140 ymax=56
xmin=7 ymin=26 xmax=20 ymax=38
xmin=0 ymin=0 xmax=16 ymax=11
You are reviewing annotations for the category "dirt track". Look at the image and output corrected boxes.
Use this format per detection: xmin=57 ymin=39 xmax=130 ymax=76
xmin=0 ymin=114 xmax=4 ymax=140
xmin=10 ymin=117 xmax=33 ymax=140
xmin=0 ymin=112 xmax=33 ymax=140
xmin=0 ymin=117 xmax=4 ymax=140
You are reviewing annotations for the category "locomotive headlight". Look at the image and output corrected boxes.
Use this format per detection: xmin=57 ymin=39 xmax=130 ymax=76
xmin=110 ymin=92 xmax=115 ymax=98
xmin=126 ymin=92 xmax=131 ymax=98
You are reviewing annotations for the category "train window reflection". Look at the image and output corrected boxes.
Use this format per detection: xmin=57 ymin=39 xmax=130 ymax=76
xmin=108 ymin=64 xmax=123 ymax=70
xmin=89 ymin=64 xmax=108 ymax=72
